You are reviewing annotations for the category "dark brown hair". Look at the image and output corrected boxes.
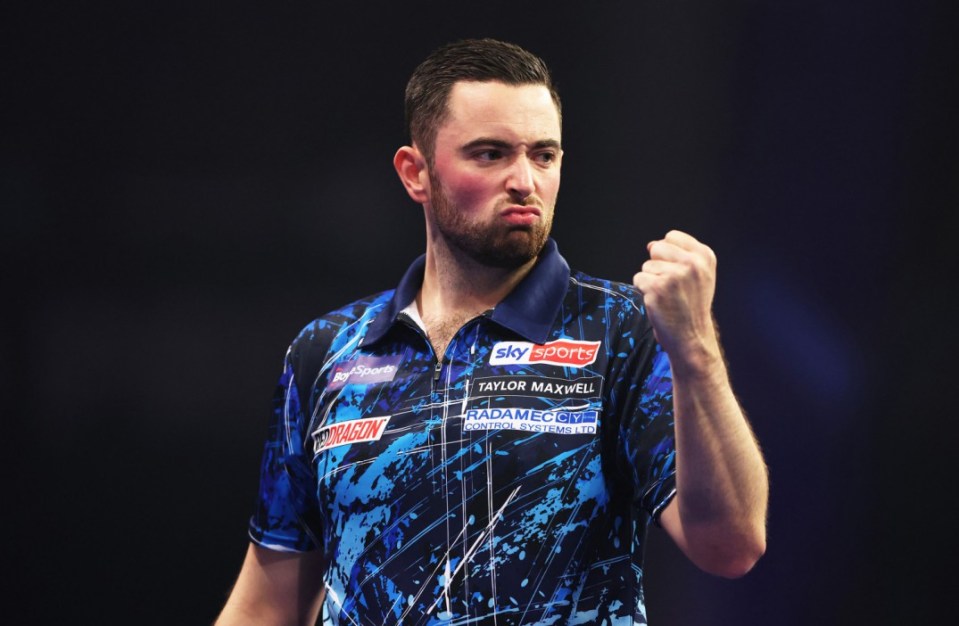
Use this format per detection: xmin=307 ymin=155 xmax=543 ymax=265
xmin=405 ymin=38 xmax=561 ymax=164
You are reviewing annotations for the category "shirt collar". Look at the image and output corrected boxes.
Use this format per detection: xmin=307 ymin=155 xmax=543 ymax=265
xmin=361 ymin=238 xmax=570 ymax=347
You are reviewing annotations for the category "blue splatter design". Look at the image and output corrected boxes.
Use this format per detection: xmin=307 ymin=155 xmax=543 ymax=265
xmin=249 ymin=242 xmax=675 ymax=624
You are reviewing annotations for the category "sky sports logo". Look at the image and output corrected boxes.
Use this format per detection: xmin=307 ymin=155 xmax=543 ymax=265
xmin=489 ymin=339 xmax=602 ymax=368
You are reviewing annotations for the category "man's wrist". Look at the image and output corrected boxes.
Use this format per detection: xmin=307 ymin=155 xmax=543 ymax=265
xmin=667 ymin=336 xmax=726 ymax=382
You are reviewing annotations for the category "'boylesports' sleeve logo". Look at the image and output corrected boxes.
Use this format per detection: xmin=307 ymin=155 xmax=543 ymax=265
xmin=489 ymin=339 xmax=601 ymax=367
xmin=326 ymin=354 xmax=403 ymax=390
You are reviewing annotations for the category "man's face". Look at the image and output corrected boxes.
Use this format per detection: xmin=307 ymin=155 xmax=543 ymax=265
xmin=425 ymin=81 xmax=563 ymax=268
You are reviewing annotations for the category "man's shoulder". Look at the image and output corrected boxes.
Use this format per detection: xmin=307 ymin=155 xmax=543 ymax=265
xmin=567 ymin=269 xmax=645 ymax=312
xmin=289 ymin=289 xmax=395 ymax=352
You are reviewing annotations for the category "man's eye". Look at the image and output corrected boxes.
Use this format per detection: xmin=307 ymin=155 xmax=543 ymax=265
xmin=475 ymin=150 xmax=503 ymax=161
xmin=536 ymin=152 xmax=557 ymax=164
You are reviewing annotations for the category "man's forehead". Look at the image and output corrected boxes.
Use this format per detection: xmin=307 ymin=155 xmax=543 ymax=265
xmin=441 ymin=81 xmax=561 ymax=140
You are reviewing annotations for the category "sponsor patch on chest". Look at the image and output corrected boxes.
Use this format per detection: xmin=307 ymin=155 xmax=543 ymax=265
xmin=489 ymin=339 xmax=602 ymax=368
xmin=473 ymin=375 xmax=603 ymax=399
xmin=312 ymin=416 xmax=391 ymax=453
xmin=326 ymin=354 xmax=403 ymax=390
xmin=463 ymin=407 xmax=597 ymax=435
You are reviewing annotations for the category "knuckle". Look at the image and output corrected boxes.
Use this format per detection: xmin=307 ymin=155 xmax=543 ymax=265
xmin=704 ymin=246 xmax=717 ymax=266
xmin=689 ymin=253 xmax=712 ymax=277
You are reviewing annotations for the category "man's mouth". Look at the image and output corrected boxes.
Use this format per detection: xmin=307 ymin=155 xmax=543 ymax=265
xmin=500 ymin=206 xmax=541 ymax=226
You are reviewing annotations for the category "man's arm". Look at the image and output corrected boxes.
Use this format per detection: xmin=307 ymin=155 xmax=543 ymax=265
xmin=215 ymin=543 xmax=327 ymax=626
xmin=633 ymin=230 xmax=768 ymax=579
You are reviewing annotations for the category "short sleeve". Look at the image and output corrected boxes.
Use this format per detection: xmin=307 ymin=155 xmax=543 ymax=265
xmin=247 ymin=347 xmax=322 ymax=552
xmin=620 ymin=343 xmax=677 ymax=523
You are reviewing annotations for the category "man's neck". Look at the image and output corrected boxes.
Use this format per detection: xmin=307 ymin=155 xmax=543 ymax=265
xmin=413 ymin=240 xmax=537 ymax=358
xmin=418 ymin=240 xmax=537 ymax=322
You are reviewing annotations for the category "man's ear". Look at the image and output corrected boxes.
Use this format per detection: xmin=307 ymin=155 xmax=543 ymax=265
xmin=393 ymin=145 xmax=430 ymax=204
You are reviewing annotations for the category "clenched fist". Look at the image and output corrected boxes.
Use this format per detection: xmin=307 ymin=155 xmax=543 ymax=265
xmin=632 ymin=230 xmax=721 ymax=372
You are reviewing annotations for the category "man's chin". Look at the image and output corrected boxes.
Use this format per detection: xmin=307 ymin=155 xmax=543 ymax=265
xmin=470 ymin=232 xmax=547 ymax=268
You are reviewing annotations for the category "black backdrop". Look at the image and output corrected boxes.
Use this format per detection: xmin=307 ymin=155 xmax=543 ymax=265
xmin=3 ymin=1 xmax=957 ymax=624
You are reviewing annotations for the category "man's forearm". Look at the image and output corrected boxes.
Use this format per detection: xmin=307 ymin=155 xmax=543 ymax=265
xmin=667 ymin=351 xmax=768 ymax=577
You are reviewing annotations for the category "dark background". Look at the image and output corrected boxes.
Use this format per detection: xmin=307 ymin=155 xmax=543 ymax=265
xmin=3 ymin=1 xmax=957 ymax=624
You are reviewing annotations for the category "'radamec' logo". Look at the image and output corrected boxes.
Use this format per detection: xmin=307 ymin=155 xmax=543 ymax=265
xmin=489 ymin=339 xmax=602 ymax=367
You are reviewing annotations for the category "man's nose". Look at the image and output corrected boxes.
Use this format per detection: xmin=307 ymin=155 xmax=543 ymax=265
xmin=506 ymin=156 xmax=535 ymax=199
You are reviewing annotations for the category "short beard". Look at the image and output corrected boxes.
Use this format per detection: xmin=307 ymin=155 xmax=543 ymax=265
xmin=430 ymin=178 xmax=553 ymax=269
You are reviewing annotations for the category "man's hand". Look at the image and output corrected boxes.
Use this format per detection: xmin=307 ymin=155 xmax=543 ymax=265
xmin=632 ymin=230 xmax=767 ymax=579
xmin=632 ymin=230 xmax=720 ymax=371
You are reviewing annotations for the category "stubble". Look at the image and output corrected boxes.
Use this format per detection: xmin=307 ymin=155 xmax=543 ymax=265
xmin=429 ymin=178 xmax=554 ymax=269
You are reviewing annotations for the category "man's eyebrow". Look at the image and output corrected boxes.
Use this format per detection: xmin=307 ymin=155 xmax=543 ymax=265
xmin=460 ymin=138 xmax=562 ymax=152
xmin=531 ymin=139 xmax=562 ymax=150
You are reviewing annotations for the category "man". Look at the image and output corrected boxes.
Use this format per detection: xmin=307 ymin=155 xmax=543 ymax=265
xmin=216 ymin=39 xmax=767 ymax=625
